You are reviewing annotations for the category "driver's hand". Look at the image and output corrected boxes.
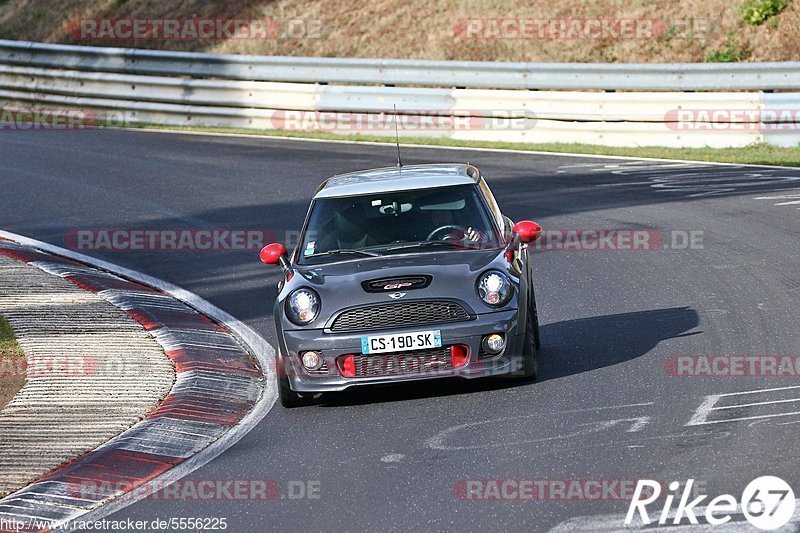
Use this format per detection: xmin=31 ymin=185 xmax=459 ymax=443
xmin=464 ymin=227 xmax=480 ymax=241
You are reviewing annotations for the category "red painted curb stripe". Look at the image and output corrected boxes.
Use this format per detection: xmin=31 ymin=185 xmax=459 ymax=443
xmin=0 ymin=247 xmax=79 ymax=265
xmin=65 ymin=273 xmax=162 ymax=295
xmin=0 ymin=241 xmax=264 ymax=530
xmin=125 ymin=308 xmax=226 ymax=333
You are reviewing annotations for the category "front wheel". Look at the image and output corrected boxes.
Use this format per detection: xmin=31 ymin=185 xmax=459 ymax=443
xmin=278 ymin=373 xmax=315 ymax=408
xmin=518 ymin=300 xmax=538 ymax=380
xmin=531 ymin=291 xmax=542 ymax=350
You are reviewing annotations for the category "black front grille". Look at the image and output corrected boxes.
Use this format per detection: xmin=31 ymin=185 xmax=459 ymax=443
xmin=329 ymin=301 xmax=471 ymax=332
xmin=361 ymin=275 xmax=432 ymax=293
xmin=351 ymin=347 xmax=453 ymax=377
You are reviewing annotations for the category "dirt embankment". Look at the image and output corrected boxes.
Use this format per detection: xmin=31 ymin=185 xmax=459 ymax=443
xmin=0 ymin=0 xmax=797 ymax=62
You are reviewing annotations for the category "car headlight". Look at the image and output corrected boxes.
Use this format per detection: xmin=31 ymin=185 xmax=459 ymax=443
xmin=476 ymin=270 xmax=512 ymax=307
xmin=285 ymin=288 xmax=320 ymax=325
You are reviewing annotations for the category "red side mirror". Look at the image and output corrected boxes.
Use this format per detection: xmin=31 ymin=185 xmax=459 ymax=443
xmin=512 ymin=220 xmax=542 ymax=243
xmin=260 ymin=243 xmax=287 ymax=265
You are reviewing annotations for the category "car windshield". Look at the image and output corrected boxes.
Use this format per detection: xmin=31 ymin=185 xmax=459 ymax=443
xmin=298 ymin=185 xmax=499 ymax=263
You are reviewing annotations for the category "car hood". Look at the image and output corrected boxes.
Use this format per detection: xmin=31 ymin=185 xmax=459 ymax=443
xmin=278 ymin=248 xmax=519 ymax=328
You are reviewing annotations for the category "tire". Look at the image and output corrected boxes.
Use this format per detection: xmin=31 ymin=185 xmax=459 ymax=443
xmin=278 ymin=373 xmax=314 ymax=408
xmin=530 ymin=291 xmax=542 ymax=350
xmin=519 ymin=296 xmax=538 ymax=380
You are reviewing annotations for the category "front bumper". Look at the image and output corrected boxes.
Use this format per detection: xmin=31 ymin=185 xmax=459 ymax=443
xmin=277 ymin=309 xmax=524 ymax=392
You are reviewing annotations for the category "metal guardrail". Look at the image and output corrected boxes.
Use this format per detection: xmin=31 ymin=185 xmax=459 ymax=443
xmin=1 ymin=39 xmax=800 ymax=91
xmin=1 ymin=64 xmax=778 ymax=121
xmin=0 ymin=39 xmax=798 ymax=148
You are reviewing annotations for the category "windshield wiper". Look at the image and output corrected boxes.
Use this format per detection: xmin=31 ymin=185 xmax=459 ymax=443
xmin=307 ymin=249 xmax=382 ymax=258
xmin=384 ymin=240 xmax=470 ymax=252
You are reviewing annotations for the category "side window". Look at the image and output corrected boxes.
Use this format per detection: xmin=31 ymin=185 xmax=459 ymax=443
xmin=478 ymin=178 xmax=506 ymax=236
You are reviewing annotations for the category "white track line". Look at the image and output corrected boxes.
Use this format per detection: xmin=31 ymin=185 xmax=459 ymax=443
xmin=754 ymin=193 xmax=800 ymax=199
xmin=712 ymin=398 xmax=800 ymax=410
xmin=692 ymin=411 xmax=800 ymax=426
xmin=687 ymin=386 xmax=800 ymax=427
xmin=0 ymin=229 xmax=278 ymax=526
xmin=714 ymin=384 xmax=800 ymax=397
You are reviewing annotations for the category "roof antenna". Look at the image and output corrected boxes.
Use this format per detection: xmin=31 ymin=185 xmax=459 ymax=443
xmin=393 ymin=104 xmax=403 ymax=170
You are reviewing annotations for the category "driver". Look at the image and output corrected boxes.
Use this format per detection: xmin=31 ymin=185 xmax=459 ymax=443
xmin=334 ymin=204 xmax=372 ymax=249
xmin=427 ymin=209 xmax=481 ymax=242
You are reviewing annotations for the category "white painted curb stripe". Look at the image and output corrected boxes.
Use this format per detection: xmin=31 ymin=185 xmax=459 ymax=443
xmin=0 ymin=230 xmax=278 ymax=527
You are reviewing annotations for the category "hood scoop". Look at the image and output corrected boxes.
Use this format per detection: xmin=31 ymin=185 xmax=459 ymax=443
xmin=361 ymin=275 xmax=432 ymax=293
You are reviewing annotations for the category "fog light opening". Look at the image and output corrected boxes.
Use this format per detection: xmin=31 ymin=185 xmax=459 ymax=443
xmin=337 ymin=354 xmax=356 ymax=377
xmin=451 ymin=344 xmax=470 ymax=368
xmin=482 ymin=334 xmax=505 ymax=355
xmin=300 ymin=351 xmax=323 ymax=371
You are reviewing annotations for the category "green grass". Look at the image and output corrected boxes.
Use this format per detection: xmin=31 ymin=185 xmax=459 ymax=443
xmin=705 ymin=31 xmax=745 ymax=62
xmin=705 ymin=42 xmax=743 ymax=62
xmin=0 ymin=315 xmax=24 ymax=410
xmin=740 ymin=0 xmax=789 ymax=25
xmin=128 ymin=123 xmax=800 ymax=167
xmin=0 ymin=316 xmax=22 ymax=358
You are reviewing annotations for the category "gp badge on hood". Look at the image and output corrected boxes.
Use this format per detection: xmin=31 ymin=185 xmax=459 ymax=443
xmin=362 ymin=275 xmax=432 ymax=293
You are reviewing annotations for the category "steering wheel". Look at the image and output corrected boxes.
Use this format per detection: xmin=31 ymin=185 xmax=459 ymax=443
xmin=426 ymin=225 xmax=467 ymax=241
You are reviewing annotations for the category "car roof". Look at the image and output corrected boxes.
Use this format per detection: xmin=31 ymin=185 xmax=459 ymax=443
xmin=314 ymin=163 xmax=480 ymax=199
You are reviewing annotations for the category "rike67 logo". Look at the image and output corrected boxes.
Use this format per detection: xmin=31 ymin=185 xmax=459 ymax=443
xmin=626 ymin=477 xmax=795 ymax=530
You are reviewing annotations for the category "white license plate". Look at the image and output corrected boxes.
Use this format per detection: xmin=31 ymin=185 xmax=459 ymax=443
xmin=361 ymin=330 xmax=442 ymax=355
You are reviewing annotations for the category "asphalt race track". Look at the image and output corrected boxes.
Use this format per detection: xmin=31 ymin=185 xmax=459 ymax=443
xmin=1 ymin=129 xmax=800 ymax=531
